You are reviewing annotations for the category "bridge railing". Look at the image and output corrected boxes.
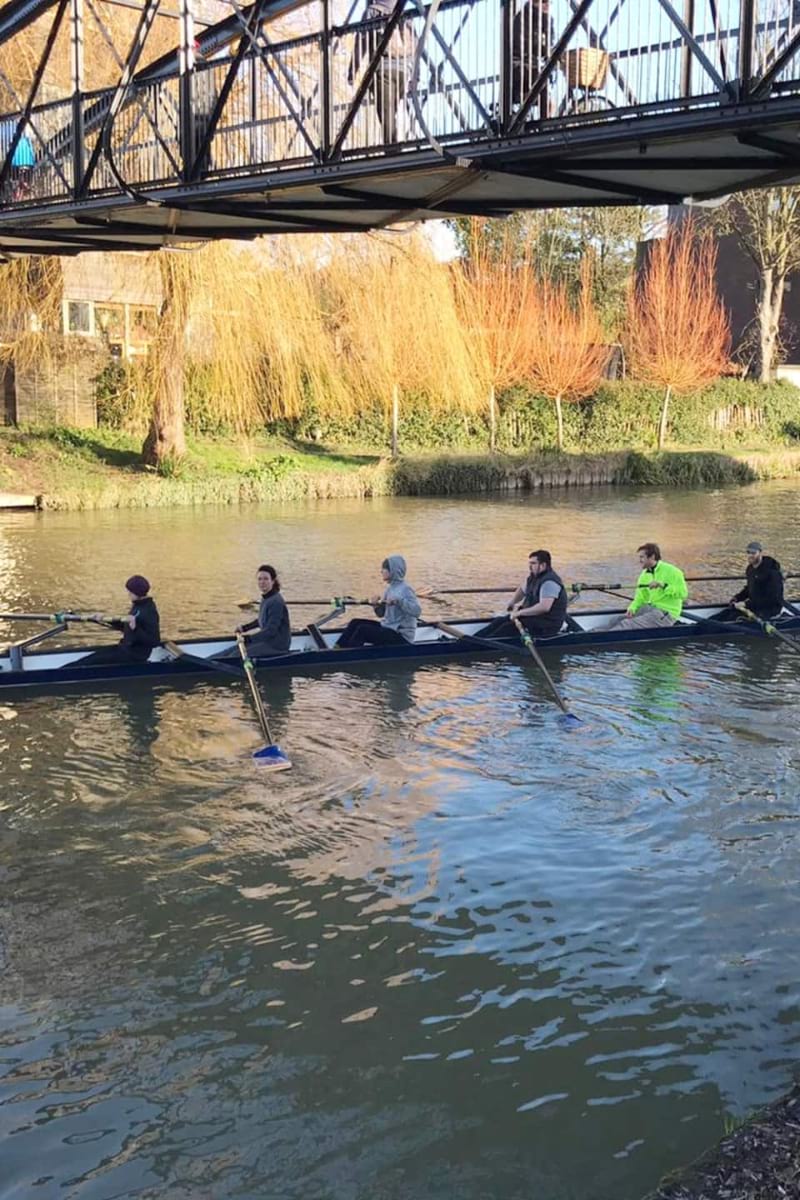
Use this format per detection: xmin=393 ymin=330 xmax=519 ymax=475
xmin=1 ymin=0 xmax=800 ymax=211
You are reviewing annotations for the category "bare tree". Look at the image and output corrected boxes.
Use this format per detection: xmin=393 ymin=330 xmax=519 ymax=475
xmin=715 ymin=188 xmax=800 ymax=382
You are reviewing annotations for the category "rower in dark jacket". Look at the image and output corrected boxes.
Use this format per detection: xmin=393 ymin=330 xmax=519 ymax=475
xmin=721 ymin=540 xmax=785 ymax=620
xmin=80 ymin=575 xmax=161 ymax=666
xmin=479 ymin=549 xmax=568 ymax=638
xmin=221 ymin=564 xmax=291 ymax=658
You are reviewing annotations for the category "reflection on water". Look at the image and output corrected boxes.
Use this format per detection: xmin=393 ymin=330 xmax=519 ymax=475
xmin=1 ymin=483 xmax=800 ymax=1200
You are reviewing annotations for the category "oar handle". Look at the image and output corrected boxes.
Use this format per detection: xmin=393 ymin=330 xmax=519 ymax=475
xmin=0 ymin=610 xmax=115 ymax=626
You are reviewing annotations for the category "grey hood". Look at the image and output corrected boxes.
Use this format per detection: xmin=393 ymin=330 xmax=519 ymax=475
xmin=378 ymin=554 xmax=420 ymax=642
xmin=384 ymin=554 xmax=407 ymax=583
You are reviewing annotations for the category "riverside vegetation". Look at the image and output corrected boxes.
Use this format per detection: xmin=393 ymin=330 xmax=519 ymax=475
xmin=4 ymin=377 xmax=800 ymax=509
xmin=4 ymin=217 xmax=800 ymax=508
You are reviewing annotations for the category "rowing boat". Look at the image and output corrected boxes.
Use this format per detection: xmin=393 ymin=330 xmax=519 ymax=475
xmin=1 ymin=601 xmax=799 ymax=692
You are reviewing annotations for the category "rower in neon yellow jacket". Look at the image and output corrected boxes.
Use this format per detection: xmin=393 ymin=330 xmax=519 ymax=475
xmin=605 ymin=543 xmax=688 ymax=630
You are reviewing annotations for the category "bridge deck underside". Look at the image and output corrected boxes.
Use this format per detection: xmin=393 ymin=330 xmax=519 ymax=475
xmin=3 ymin=110 xmax=799 ymax=255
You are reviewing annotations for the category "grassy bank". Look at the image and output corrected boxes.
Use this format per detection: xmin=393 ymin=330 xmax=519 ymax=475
xmin=3 ymin=427 xmax=800 ymax=511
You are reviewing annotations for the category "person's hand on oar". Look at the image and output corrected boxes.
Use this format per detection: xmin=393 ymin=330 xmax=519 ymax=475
xmin=735 ymin=604 xmax=800 ymax=656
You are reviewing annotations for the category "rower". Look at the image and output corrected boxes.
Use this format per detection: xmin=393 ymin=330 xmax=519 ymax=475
xmin=478 ymin=549 xmax=568 ymax=639
xmin=605 ymin=543 xmax=687 ymax=630
xmin=80 ymin=575 xmax=161 ymax=666
xmin=719 ymin=540 xmax=785 ymax=622
xmin=221 ymin=564 xmax=291 ymax=658
xmin=335 ymin=555 xmax=421 ymax=648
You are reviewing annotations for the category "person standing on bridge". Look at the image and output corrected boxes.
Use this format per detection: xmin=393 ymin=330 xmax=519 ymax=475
xmin=348 ymin=0 xmax=418 ymax=147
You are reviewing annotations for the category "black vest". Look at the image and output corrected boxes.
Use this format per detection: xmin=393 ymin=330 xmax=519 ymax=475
xmin=523 ymin=568 xmax=568 ymax=634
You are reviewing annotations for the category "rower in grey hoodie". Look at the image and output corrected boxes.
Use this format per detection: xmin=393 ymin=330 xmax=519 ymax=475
xmin=374 ymin=554 xmax=421 ymax=642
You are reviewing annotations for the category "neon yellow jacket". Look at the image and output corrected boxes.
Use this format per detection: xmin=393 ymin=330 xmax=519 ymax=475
xmin=630 ymin=560 xmax=688 ymax=618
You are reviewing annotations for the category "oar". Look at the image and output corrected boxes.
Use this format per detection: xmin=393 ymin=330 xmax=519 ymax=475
xmin=435 ymin=620 xmax=535 ymax=661
xmin=235 ymin=632 xmax=292 ymax=770
xmin=162 ymin=639 xmax=250 ymax=679
xmin=237 ymin=590 xmax=448 ymax=611
xmin=0 ymin=610 xmax=112 ymax=624
xmin=435 ymin=620 xmax=581 ymax=725
xmin=510 ymin=617 xmax=581 ymax=725
xmin=573 ymin=573 xmax=800 ymax=592
xmin=733 ymin=605 xmax=800 ymax=657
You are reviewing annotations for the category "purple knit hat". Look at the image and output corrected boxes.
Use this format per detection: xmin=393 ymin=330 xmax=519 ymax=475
xmin=125 ymin=575 xmax=150 ymax=597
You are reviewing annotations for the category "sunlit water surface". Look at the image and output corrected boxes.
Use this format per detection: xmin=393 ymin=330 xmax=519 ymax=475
xmin=1 ymin=482 xmax=799 ymax=1200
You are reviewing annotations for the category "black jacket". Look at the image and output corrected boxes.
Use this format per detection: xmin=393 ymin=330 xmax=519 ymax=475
xmin=110 ymin=596 xmax=161 ymax=661
xmin=732 ymin=556 xmax=784 ymax=618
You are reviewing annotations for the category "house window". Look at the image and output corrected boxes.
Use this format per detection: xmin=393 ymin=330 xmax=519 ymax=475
xmin=128 ymin=305 xmax=157 ymax=356
xmin=66 ymin=300 xmax=92 ymax=334
xmin=95 ymin=303 xmax=126 ymax=358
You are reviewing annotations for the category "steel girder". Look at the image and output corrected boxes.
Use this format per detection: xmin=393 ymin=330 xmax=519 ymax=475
xmin=1 ymin=0 xmax=800 ymax=252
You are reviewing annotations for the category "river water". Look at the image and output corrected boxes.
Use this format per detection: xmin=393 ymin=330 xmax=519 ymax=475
xmin=1 ymin=481 xmax=799 ymax=1200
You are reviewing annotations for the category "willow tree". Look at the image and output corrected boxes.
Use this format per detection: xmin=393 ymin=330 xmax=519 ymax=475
xmin=324 ymin=232 xmax=481 ymax=456
xmin=141 ymin=251 xmax=191 ymax=466
xmin=139 ymin=239 xmax=354 ymax=466
xmin=0 ymin=256 xmax=62 ymax=368
xmin=627 ymin=222 xmax=730 ymax=448
xmin=452 ymin=217 xmax=538 ymax=450
xmin=526 ymin=263 xmax=609 ymax=451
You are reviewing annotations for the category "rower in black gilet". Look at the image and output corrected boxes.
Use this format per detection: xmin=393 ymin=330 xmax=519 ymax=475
xmin=478 ymin=551 xmax=568 ymax=640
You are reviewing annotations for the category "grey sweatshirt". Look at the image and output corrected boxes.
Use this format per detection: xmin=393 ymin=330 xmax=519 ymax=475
xmin=374 ymin=554 xmax=421 ymax=642
xmin=242 ymin=589 xmax=291 ymax=652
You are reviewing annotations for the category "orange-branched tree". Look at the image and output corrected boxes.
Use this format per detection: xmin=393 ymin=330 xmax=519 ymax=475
xmin=627 ymin=221 xmax=731 ymax=449
xmin=452 ymin=217 xmax=539 ymax=450
xmin=525 ymin=262 xmax=610 ymax=451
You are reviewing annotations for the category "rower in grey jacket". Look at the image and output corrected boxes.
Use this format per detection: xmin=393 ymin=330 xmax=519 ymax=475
xmin=218 ymin=564 xmax=291 ymax=658
xmin=336 ymin=554 xmax=421 ymax=648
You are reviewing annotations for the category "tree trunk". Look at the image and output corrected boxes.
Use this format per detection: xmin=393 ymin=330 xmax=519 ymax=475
xmin=142 ymin=255 xmax=188 ymax=468
xmin=489 ymin=384 xmax=496 ymax=451
xmin=658 ymin=384 xmax=671 ymax=450
xmin=555 ymin=394 xmax=564 ymax=450
xmin=755 ymin=266 xmax=785 ymax=383
xmin=391 ymin=383 xmax=399 ymax=458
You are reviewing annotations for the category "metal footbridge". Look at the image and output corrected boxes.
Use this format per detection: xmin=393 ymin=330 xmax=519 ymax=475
xmin=1 ymin=0 xmax=800 ymax=253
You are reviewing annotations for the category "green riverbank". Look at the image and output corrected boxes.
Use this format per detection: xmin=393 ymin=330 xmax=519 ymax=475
xmin=3 ymin=427 xmax=800 ymax=510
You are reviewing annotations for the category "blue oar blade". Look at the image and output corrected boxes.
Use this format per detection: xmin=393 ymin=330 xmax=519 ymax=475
xmin=252 ymin=744 xmax=292 ymax=771
xmin=558 ymin=711 xmax=583 ymax=729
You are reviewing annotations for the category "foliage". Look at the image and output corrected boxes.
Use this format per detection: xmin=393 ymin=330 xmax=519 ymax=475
xmin=615 ymin=451 xmax=755 ymax=487
xmin=524 ymin=263 xmax=610 ymax=449
xmin=393 ymin=455 xmax=512 ymax=495
xmin=626 ymin=221 xmax=731 ymax=447
xmin=0 ymin=257 xmax=63 ymax=371
xmin=449 ymin=206 xmax=651 ymax=335
xmin=322 ymin=232 xmax=484 ymax=417
xmin=451 ymin=218 xmax=539 ymax=445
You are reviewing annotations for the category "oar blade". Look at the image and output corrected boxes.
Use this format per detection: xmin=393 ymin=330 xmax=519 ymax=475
xmin=558 ymin=711 xmax=583 ymax=728
xmin=252 ymin=743 xmax=292 ymax=771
